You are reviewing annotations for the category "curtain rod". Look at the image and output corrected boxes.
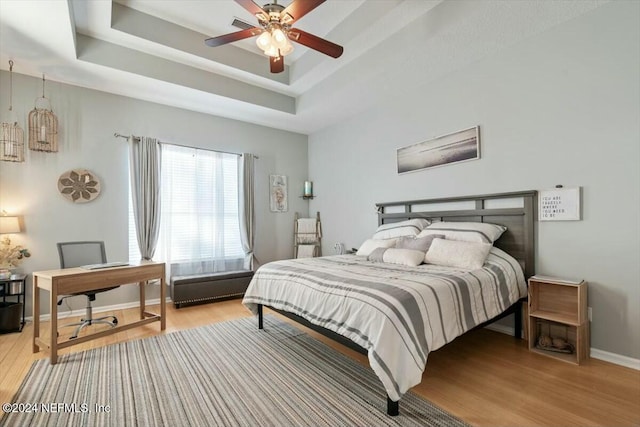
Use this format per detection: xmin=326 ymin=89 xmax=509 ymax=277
xmin=113 ymin=133 xmax=258 ymax=159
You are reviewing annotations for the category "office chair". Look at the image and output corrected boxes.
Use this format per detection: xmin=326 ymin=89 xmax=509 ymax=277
xmin=57 ymin=241 xmax=119 ymax=339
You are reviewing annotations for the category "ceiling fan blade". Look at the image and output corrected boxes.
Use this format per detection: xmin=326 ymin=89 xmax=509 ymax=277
xmin=288 ymin=28 xmax=343 ymax=58
xmin=234 ymin=0 xmax=266 ymax=17
xmin=270 ymin=55 xmax=284 ymax=73
xmin=281 ymin=0 xmax=326 ymax=24
xmin=205 ymin=28 xmax=263 ymax=47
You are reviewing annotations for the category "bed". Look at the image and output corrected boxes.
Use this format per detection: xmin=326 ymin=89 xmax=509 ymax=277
xmin=243 ymin=190 xmax=537 ymax=416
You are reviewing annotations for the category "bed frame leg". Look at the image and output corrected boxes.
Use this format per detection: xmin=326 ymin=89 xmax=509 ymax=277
xmin=514 ymin=301 xmax=522 ymax=339
xmin=387 ymin=396 xmax=399 ymax=416
xmin=258 ymin=304 xmax=263 ymax=330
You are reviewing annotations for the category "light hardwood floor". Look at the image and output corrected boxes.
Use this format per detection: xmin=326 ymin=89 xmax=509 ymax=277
xmin=1 ymin=299 xmax=638 ymax=426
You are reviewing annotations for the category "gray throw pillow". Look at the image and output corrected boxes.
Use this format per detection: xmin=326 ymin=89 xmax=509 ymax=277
xmin=395 ymin=234 xmax=445 ymax=252
xmin=367 ymin=247 xmax=388 ymax=262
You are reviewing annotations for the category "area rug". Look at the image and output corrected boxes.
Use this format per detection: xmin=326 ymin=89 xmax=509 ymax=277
xmin=1 ymin=315 xmax=468 ymax=427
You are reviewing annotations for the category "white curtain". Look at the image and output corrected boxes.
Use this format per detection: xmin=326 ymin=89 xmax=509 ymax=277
xmin=128 ymin=136 xmax=161 ymax=260
xmin=155 ymin=144 xmax=244 ymax=277
xmin=239 ymin=153 xmax=257 ymax=271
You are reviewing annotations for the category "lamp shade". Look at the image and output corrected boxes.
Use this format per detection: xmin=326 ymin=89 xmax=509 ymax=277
xmin=0 ymin=216 xmax=20 ymax=234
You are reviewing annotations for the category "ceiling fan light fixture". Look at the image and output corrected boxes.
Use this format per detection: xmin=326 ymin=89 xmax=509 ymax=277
xmin=256 ymin=31 xmax=272 ymax=50
xmin=271 ymin=28 xmax=287 ymax=48
xmin=280 ymin=38 xmax=294 ymax=56
xmin=264 ymin=45 xmax=280 ymax=57
xmin=256 ymin=25 xmax=294 ymax=58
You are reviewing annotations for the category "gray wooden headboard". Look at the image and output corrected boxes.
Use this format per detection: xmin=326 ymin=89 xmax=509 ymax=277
xmin=376 ymin=190 xmax=537 ymax=279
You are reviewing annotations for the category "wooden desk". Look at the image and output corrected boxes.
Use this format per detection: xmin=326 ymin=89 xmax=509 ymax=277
xmin=32 ymin=261 xmax=166 ymax=364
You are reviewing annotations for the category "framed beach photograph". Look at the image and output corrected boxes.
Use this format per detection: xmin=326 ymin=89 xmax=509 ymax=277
xmin=397 ymin=126 xmax=480 ymax=174
xmin=269 ymin=174 xmax=288 ymax=213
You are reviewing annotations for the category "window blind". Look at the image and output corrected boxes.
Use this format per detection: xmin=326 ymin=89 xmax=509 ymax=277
xmin=129 ymin=144 xmax=243 ymax=273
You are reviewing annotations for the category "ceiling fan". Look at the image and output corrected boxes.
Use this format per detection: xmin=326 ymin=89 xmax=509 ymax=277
xmin=205 ymin=0 xmax=344 ymax=73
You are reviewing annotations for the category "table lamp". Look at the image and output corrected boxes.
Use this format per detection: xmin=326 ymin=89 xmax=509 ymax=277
xmin=0 ymin=215 xmax=20 ymax=234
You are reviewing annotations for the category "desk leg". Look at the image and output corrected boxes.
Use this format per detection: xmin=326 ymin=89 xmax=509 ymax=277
xmin=139 ymin=281 xmax=145 ymax=320
xmin=50 ymin=285 xmax=58 ymax=364
xmin=32 ymin=276 xmax=40 ymax=353
xmin=160 ymin=276 xmax=166 ymax=331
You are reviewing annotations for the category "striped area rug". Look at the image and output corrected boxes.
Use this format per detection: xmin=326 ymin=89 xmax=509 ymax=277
xmin=2 ymin=315 xmax=468 ymax=427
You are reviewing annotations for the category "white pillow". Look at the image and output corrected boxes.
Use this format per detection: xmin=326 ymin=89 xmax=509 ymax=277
xmin=425 ymin=238 xmax=492 ymax=270
xmin=418 ymin=221 xmax=506 ymax=244
xmin=382 ymin=248 xmax=425 ymax=267
xmin=356 ymin=238 xmax=396 ymax=256
xmin=372 ymin=218 xmax=430 ymax=240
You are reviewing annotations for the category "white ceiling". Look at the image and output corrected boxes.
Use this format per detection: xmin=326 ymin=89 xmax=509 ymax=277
xmin=0 ymin=0 xmax=608 ymax=134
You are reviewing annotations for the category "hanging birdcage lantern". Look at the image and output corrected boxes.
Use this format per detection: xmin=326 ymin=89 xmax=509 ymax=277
xmin=28 ymin=74 xmax=58 ymax=152
xmin=0 ymin=60 xmax=25 ymax=162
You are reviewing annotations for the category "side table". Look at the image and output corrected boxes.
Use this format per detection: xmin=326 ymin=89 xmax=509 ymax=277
xmin=0 ymin=273 xmax=27 ymax=333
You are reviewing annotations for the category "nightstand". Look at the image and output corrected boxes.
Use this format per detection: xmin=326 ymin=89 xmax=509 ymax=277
xmin=528 ymin=276 xmax=589 ymax=365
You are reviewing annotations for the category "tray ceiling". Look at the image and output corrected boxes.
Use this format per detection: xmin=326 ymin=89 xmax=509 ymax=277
xmin=0 ymin=0 xmax=607 ymax=134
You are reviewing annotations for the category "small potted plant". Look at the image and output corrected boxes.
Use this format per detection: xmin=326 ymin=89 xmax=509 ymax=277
xmin=0 ymin=236 xmax=30 ymax=333
xmin=0 ymin=236 xmax=30 ymax=279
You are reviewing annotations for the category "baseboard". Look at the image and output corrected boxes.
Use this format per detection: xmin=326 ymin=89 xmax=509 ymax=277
xmin=590 ymin=348 xmax=640 ymax=370
xmin=485 ymin=324 xmax=640 ymax=371
xmin=25 ymin=297 xmax=172 ymax=322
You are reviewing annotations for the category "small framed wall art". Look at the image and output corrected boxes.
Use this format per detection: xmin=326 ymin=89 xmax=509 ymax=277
xmin=539 ymin=187 xmax=581 ymax=221
xmin=269 ymin=174 xmax=288 ymax=213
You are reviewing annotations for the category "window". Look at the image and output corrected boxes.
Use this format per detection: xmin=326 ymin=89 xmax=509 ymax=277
xmin=129 ymin=144 xmax=244 ymax=275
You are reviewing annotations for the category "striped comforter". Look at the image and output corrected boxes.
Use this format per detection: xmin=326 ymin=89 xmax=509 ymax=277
xmin=243 ymin=247 xmax=526 ymax=401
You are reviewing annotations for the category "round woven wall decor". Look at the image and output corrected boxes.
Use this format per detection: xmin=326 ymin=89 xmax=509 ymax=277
xmin=57 ymin=169 xmax=101 ymax=203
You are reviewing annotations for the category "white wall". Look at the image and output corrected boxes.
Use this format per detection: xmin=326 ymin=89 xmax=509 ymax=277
xmin=308 ymin=1 xmax=640 ymax=359
xmin=0 ymin=73 xmax=308 ymax=317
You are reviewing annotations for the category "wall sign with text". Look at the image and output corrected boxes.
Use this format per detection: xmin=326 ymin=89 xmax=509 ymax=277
xmin=539 ymin=187 xmax=581 ymax=221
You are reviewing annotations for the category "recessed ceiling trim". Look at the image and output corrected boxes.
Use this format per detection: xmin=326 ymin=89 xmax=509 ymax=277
xmin=110 ymin=2 xmax=289 ymax=84
xmin=76 ymin=34 xmax=296 ymax=114
xmin=0 ymin=0 xmax=611 ymax=135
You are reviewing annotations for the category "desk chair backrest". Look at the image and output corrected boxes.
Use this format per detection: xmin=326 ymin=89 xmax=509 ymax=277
xmin=55 ymin=241 xmax=118 ymax=339
xmin=57 ymin=241 xmax=107 ymax=268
